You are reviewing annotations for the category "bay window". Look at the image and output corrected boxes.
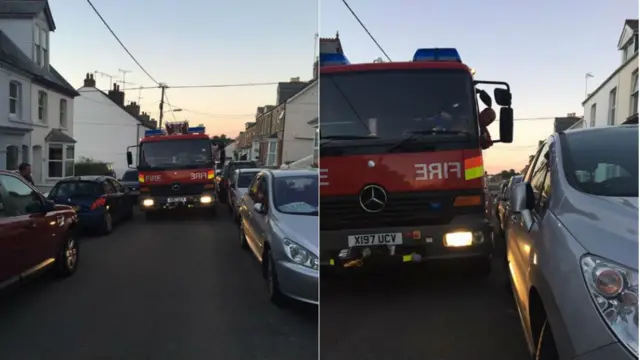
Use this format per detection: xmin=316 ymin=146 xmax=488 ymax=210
xmin=48 ymin=144 xmax=75 ymax=178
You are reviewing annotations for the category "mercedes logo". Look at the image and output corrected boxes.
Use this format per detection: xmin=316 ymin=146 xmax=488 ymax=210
xmin=172 ymin=182 xmax=181 ymax=191
xmin=359 ymin=184 xmax=387 ymax=212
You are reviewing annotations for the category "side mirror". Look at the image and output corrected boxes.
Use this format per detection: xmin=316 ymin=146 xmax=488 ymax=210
xmin=499 ymin=107 xmax=514 ymax=143
xmin=126 ymin=151 xmax=133 ymax=166
xmin=253 ymin=203 xmax=265 ymax=214
xmin=494 ymin=88 xmax=512 ymax=107
xmin=512 ymin=182 xmax=535 ymax=232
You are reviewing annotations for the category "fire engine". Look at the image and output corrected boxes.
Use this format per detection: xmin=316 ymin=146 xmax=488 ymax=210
xmin=126 ymin=121 xmax=217 ymax=220
xmin=319 ymin=48 xmax=514 ymax=274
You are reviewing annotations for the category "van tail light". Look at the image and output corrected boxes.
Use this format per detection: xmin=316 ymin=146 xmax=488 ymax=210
xmin=90 ymin=197 xmax=107 ymax=210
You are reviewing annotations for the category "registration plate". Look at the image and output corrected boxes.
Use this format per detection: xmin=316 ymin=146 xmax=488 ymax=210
xmin=348 ymin=233 xmax=403 ymax=247
xmin=167 ymin=197 xmax=187 ymax=203
xmin=72 ymin=206 xmax=80 ymax=211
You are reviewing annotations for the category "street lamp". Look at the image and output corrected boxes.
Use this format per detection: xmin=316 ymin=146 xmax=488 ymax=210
xmin=162 ymin=108 xmax=182 ymax=114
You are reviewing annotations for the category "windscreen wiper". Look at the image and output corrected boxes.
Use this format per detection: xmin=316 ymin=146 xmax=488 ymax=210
xmin=320 ymin=135 xmax=379 ymax=146
xmin=387 ymin=129 xmax=471 ymax=152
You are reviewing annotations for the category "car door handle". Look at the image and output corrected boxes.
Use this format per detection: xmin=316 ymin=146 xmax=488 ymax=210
xmin=23 ymin=222 xmax=37 ymax=229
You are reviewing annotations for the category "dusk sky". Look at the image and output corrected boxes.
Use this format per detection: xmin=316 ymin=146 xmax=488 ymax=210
xmin=320 ymin=0 xmax=638 ymax=173
xmin=48 ymin=0 xmax=318 ymax=139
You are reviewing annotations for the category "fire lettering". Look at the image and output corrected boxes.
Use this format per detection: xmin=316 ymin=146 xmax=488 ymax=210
xmin=319 ymin=169 xmax=329 ymax=186
xmin=190 ymin=172 xmax=208 ymax=180
xmin=415 ymin=162 xmax=461 ymax=181
xmin=145 ymin=175 xmax=162 ymax=182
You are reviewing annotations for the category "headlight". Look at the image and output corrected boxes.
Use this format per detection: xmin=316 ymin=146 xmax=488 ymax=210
xmin=581 ymin=255 xmax=638 ymax=355
xmin=283 ymin=238 xmax=318 ymax=270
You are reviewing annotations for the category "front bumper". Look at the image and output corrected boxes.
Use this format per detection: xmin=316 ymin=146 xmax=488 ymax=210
xmin=276 ymin=261 xmax=318 ymax=305
xmin=320 ymin=215 xmax=493 ymax=268
xmin=575 ymin=342 xmax=636 ymax=360
xmin=76 ymin=209 xmax=106 ymax=228
xmin=139 ymin=193 xmax=217 ymax=211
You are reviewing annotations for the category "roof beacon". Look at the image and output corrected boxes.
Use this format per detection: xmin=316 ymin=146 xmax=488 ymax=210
xmin=143 ymin=121 xmax=206 ymax=137
xmin=413 ymin=48 xmax=461 ymax=62
xmin=319 ymin=53 xmax=350 ymax=67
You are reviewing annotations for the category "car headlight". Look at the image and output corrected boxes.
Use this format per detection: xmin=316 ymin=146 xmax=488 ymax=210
xmin=283 ymin=238 xmax=318 ymax=270
xmin=581 ymin=255 xmax=638 ymax=355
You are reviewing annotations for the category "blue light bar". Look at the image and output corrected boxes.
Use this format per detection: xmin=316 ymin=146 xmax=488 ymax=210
xmin=413 ymin=48 xmax=461 ymax=62
xmin=319 ymin=53 xmax=350 ymax=67
xmin=188 ymin=126 xmax=205 ymax=134
xmin=144 ymin=129 xmax=164 ymax=137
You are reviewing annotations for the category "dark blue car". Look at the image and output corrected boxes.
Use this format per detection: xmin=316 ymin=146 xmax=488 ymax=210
xmin=47 ymin=176 xmax=135 ymax=234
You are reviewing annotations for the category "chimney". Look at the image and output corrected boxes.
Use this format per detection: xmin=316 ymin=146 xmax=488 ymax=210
xmin=290 ymin=77 xmax=301 ymax=83
xmin=124 ymin=101 xmax=141 ymax=117
xmin=139 ymin=111 xmax=150 ymax=122
xmin=107 ymin=83 xmax=125 ymax=106
xmin=567 ymin=112 xmax=576 ymax=117
xmin=148 ymin=120 xmax=158 ymax=129
xmin=83 ymin=73 xmax=96 ymax=87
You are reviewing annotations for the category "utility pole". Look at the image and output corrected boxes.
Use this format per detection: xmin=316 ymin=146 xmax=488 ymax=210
xmin=118 ymin=69 xmax=131 ymax=91
xmin=158 ymin=83 xmax=167 ymax=128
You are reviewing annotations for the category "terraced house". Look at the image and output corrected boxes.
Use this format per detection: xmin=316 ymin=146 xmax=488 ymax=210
xmin=0 ymin=0 xmax=78 ymax=189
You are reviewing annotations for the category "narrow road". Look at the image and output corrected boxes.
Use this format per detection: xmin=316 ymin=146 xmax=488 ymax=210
xmin=320 ymin=233 xmax=530 ymax=360
xmin=0 ymin=208 xmax=317 ymax=360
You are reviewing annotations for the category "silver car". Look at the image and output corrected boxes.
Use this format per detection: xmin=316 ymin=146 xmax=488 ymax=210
xmin=506 ymin=125 xmax=638 ymax=360
xmin=228 ymin=168 xmax=261 ymax=222
xmin=238 ymin=169 xmax=318 ymax=306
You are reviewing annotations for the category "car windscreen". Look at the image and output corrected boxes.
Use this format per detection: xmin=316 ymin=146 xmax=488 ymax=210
xmin=122 ymin=170 xmax=138 ymax=181
xmin=50 ymin=181 xmax=102 ymax=198
xmin=237 ymin=171 xmax=259 ymax=188
xmin=320 ymin=69 xmax=477 ymax=141
xmin=139 ymin=139 xmax=213 ymax=170
xmin=563 ymin=128 xmax=638 ymax=197
xmin=272 ymin=175 xmax=318 ymax=215
xmin=227 ymin=162 xmax=258 ymax=177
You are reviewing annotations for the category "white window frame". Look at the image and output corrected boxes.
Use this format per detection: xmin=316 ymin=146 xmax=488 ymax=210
xmin=38 ymin=91 xmax=48 ymax=122
xmin=608 ymin=88 xmax=617 ymax=125
xmin=631 ymin=70 xmax=639 ymax=117
xmin=47 ymin=143 xmax=75 ymax=179
xmin=9 ymin=81 xmax=21 ymax=118
xmin=59 ymin=99 xmax=68 ymax=128
xmin=34 ymin=26 xmax=42 ymax=66
xmin=266 ymin=139 xmax=278 ymax=167
xmin=589 ymin=103 xmax=596 ymax=127
xmin=41 ymin=28 xmax=48 ymax=67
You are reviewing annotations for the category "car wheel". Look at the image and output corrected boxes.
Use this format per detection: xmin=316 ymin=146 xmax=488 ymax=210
xmin=55 ymin=231 xmax=79 ymax=277
xmin=265 ymin=249 xmax=287 ymax=307
xmin=535 ymin=319 xmax=560 ymax=360
xmin=239 ymin=222 xmax=248 ymax=250
xmin=102 ymin=211 xmax=113 ymax=235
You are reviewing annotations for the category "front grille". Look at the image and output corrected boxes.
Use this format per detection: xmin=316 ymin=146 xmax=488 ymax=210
xmin=320 ymin=190 xmax=483 ymax=231
xmin=149 ymin=183 xmax=206 ymax=196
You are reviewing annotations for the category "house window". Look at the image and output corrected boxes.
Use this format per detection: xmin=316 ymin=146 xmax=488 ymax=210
xmin=38 ymin=91 xmax=47 ymax=122
xmin=266 ymin=139 xmax=278 ymax=167
xmin=589 ymin=103 xmax=597 ymax=127
xmin=9 ymin=81 xmax=21 ymax=117
xmin=34 ymin=26 xmax=42 ymax=66
xmin=607 ymin=88 xmax=617 ymax=125
xmin=631 ymin=70 xmax=639 ymax=117
xmin=5 ymin=146 xmax=19 ymax=171
xmin=60 ymin=99 xmax=68 ymax=128
xmin=47 ymin=144 xmax=75 ymax=178
xmin=41 ymin=28 xmax=48 ymax=67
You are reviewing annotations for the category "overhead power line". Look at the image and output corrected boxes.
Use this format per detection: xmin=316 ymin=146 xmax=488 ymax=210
xmin=85 ymin=0 xmax=159 ymax=85
xmin=341 ymin=0 xmax=391 ymax=62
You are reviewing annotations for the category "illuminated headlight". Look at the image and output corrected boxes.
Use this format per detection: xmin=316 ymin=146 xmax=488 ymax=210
xmin=581 ymin=255 xmax=638 ymax=355
xmin=444 ymin=231 xmax=474 ymax=247
xmin=283 ymin=238 xmax=318 ymax=270
xmin=200 ymin=195 xmax=212 ymax=204
xmin=142 ymin=199 xmax=154 ymax=207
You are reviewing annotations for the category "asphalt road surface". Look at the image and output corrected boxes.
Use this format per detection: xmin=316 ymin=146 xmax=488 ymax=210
xmin=319 ymin=232 xmax=530 ymax=360
xmin=0 ymin=207 xmax=317 ymax=360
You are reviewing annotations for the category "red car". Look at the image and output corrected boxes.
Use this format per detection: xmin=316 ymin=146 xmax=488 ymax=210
xmin=0 ymin=170 xmax=80 ymax=290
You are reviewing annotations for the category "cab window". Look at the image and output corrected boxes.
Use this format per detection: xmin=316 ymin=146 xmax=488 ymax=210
xmin=0 ymin=175 xmax=42 ymax=216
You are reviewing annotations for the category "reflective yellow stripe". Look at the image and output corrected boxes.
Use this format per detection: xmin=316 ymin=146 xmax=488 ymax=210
xmin=465 ymin=166 xmax=484 ymax=180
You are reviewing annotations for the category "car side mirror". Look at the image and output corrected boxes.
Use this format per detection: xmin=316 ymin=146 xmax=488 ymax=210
xmin=512 ymin=182 xmax=535 ymax=232
xmin=253 ymin=203 xmax=265 ymax=214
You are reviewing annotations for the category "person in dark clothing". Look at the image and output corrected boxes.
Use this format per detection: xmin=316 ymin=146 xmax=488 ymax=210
xmin=18 ymin=163 xmax=35 ymax=185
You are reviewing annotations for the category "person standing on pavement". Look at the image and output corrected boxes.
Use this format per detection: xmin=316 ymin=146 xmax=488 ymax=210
xmin=18 ymin=163 xmax=35 ymax=185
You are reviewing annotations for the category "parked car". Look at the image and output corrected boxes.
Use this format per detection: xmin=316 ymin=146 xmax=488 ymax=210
xmin=47 ymin=176 xmax=135 ymax=235
xmin=120 ymin=169 xmax=140 ymax=198
xmin=505 ymin=125 xmax=638 ymax=360
xmin=0 ymin=170 xmax=80 ymax=290
xmin=238 ymin=169 xmax=318 ymax=306
xmin=227 ymin=168 xmax=261 ymax=222
xmin=216 ymin=160 xmax=259 ymax=203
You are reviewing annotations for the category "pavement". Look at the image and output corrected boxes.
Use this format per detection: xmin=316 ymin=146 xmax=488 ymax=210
xmin=0 ymin=207 xmax=317 ymax=360
xmin=319 ymin=229 xmax=531 ymax=360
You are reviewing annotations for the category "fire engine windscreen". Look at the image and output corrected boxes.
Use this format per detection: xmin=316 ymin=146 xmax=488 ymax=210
xmin=320 ymin=69 xmax=477 ymax=139
xmin=139 ymin=139 xmax=214 ymax=170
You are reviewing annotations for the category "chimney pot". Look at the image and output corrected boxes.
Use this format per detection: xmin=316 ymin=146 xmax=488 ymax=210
xmin=83 ymin=72 xmax=96 ymax=87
